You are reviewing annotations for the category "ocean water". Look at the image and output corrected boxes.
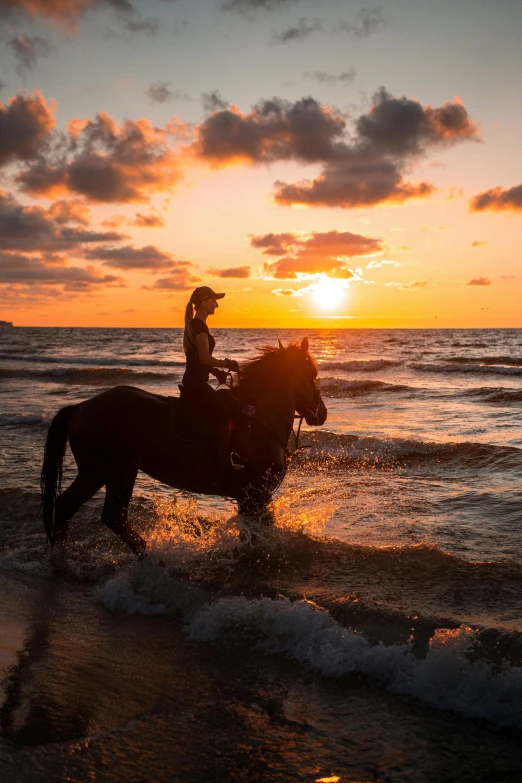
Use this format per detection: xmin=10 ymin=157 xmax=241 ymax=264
xmin=0 ymin=327 xmax=521 ymax=778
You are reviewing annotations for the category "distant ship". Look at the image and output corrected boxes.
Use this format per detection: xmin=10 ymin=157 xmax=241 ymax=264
xmin=0 ymin=320 xmax=13 ymax=327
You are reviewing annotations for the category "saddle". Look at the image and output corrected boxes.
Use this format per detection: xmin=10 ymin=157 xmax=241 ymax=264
xmin=168 ymin=388 xmax=254 ymax=450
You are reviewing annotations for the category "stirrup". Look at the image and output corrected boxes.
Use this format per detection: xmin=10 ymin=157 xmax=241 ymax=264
xmin=230 ymin=451 xmax=245 ymax=471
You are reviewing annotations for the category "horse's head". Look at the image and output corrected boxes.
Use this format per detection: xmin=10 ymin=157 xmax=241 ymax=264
xmin=280 ymin=337 xmax=327 ymax=426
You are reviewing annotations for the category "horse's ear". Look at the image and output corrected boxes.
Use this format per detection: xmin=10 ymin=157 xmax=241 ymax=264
xmin=278 ymin=339 xmax=285 ymax=352
xmin=300 ymin=337 xmax=309 ymax=353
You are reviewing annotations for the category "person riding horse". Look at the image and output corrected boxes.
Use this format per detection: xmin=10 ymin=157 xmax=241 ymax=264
xmin=182 ymin=285 xmax=242 ymax=483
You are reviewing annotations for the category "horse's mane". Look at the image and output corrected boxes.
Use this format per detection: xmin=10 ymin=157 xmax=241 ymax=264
xmin=235 ymin=342 xmax=316 ymax=401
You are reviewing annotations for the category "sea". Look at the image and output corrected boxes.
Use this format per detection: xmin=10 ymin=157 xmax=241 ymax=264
xmin=0 ymin=327 xmax=521 ymax=782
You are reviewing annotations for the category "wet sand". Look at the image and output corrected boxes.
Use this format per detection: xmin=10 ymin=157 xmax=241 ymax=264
xmin=0 ymin=571 xmax=521 ymax=783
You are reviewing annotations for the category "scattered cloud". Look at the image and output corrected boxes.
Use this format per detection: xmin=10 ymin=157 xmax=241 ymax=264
xmin=471 ymin=241 xmax=488 ymax=248
xmin=83 ymin=244 xmax=186 ymax=271
xmin=17 ymin=111 xmax=183 ymax=203
xmin=0 ymin=250 xmax=124 ymax=291
xmin=220 ymin=0 xmax=298 ymax=14
xmin=143 ymin=268 xmax=201 ymax=291
xmin=120 ymin=15 xmax=159 ymax=36
xmin=303 ymin=69 xmax=356 ymax=84
xmin=201 ymin=90 xmax=230 ymax=114
xmin=251 ymin=229 xmax=381 ymax=279
xmin=133 ymin=211 xmax=165 ymax=228
xmin=337 ymin=8 xmax=388 ymax=39
xmin=501 ymin=275 xmax=515 ymax=280
xmin=469 ymin=183 xmax=522 ymax=213
xmin=8 ymin=35 xmax=53 ymax=75
xmin=385 ymin=280 xmax=428 ymax=290
xmin=273 ymin=18 xmax=323 ymax=44
xmin=190 ymin=96 xmax=345 ymax=165
xmin=0 ymin=0 xmax=134 ymax=32
xmin=365 ymin=258 xmax=399 ymax=269
xmin=208 ymin=265 xmax=251 ymax=278
xmin=0 ymin=91 xmax=55 ymax=168
xmin=467 ymin=277 xmax=491 ymax=286
xmin=47 ymin=198 xmax=91 ymax=226
xmin=147 ymin=81 xmax=173 ymax=104
xmin=0 ymin=189 xmax=125 ymax=252
xmin=272 ymin=287 xmax=303 ymax=296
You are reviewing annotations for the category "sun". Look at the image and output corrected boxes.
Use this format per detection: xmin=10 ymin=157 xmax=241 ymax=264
xmin=313 ymin=276 xmax=345 ymax=309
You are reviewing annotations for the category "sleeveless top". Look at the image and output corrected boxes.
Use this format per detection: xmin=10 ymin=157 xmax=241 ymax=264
xmin=183 ymin=317 xmax=216 ymax=387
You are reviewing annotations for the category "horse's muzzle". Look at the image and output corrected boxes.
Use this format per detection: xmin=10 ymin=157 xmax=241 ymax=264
xmin=304 ymin=397 xmax=327 ymax=426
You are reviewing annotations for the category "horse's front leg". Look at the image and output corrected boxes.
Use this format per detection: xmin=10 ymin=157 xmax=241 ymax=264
xmin=236 ymin=463 xmax=284 ymax=527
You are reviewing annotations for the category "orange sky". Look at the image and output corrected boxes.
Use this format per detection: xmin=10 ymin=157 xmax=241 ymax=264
xmin=0 ymin=0 xmax=521 ymax=328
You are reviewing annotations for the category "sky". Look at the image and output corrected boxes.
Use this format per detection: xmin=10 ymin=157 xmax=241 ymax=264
xmin=0 ymin=0 xmax=521 ymax=328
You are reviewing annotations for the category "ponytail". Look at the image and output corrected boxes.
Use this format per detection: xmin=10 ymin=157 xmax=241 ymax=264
xmin=183 ymin=297 xmax=194 ymax=355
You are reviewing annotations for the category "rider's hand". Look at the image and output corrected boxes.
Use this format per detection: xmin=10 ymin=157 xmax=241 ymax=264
xmin=224 ymin=359 xmax=240 ymax=373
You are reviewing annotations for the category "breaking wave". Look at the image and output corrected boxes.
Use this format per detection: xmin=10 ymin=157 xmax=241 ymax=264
xmin=410 ymin=362 xmax=522 ymax=377
xmin=0 ymin=367 xmax=176 ymax=385
xmin=319 ymin=359 xmax=401 ymax=373
xmin=318 ymin=377 xmax=409 ymax=398
xmin=299 ymin=430 xmax=522 ymax=471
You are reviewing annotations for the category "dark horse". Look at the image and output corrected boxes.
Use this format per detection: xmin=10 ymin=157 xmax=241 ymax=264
xmin=41 ymin=338 xmax=327 ymax=556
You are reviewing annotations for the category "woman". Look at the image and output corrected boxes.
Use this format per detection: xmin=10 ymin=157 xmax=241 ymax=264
xmin=182 ymin=285 xmax=242 ymax=483
xmin=183 ymin=285 xmax=239 ymax=392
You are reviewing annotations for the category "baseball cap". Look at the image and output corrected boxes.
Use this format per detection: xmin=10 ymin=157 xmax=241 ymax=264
xmin=190 ymin=286 xmax=225 ymax=304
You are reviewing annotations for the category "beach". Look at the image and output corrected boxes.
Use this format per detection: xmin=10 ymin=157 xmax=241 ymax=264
xmin=1 ymin=327 xmax=522 ymax=781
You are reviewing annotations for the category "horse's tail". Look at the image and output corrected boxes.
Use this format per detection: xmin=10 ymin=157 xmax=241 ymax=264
xmin=41 ymin=405 xmax=77 ymax=544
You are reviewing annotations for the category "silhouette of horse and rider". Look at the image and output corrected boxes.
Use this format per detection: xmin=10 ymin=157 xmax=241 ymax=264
xmin=41 ymin=287 xmax=327 ymax=559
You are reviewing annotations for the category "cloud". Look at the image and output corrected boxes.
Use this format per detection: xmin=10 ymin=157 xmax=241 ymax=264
xmin=337 ymin=8 xmax=388 ymax=39
xmin=274 ymin=89 xmax=479 ymax=208
xmin=303 ymin=69 xmax=356 ymax=84
xmin=8 ymin=35 xmax=53 ymax=75
xmin=0 ymin=91 xmax=55 ymax=168
xmin=251 ymin=229 xmax=381 ymax=279
xmin=47 ymin=198 xmax=91 ymax=226
xmin=146 ymin=82 xmax=190 ymax=104
xmin=190 ymin=88 xmax=478 ymax=209
xmin=147 ymin=82 xmax=172 ymax=104
xmin=83 ymin=244 xmax=188 ymax=271
xmin=0 ymin=189 xmax=125 ymax=252
xmin=471 ymin=241 xmax=488 ymax=248
xmin=208 ymin=265 xmax=251 ymax=278
xmin=120 ymin=15 xmax=159 ymax=36
xmin=202 ymin=90 xmax=230 ymax=114
xmin=190 ymin=96 xmax=346 ymax=165
xmin=220 ymin=0 xmax=297 ymax=14
xmin=0 ymin=250 xmax=124 ymax=291
xmin=17 ymin=111 xmax=183 ymax=203
xmin=273 ymin=18 xmax=323 ymax=44
xmin=144 ymin=269 xmax=201 ymax=291
xmin=272 ymin=287 xmax=303 ymax=296
xmin=133 ymin=211 xmax=165 ymax=228
xmin=385 ymin=280 xmax=428 ymax=290
xmin=0 ymin=0 xmax=134 ymax=31
xmin=467 ymin=277 xmax=491 ymax=286
xmin=469 ymin=184 xmax=522 ymax=213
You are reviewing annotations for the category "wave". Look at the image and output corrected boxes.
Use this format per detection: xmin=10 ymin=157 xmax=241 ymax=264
xmin=0 ymin=367 xmax=176 ymax=385
xmin=447 ymin=356 xmax=522 ymax=367
xmin=0 ymin=353 xmax=184 ymax=369
xmin=410 ymin=362 xmax=522 ymax=377
xmin=318 ymin=377 xmax=409 ymax=398
xmin=319 ymin=359 xmax=401 ymax=373
xmin=99 ymin=563 xmax=522 ymax=728
xmin=460 ymin=387 xmax=522 ymax=404
xmin=0 ymin=411 xmax=48 ymax=427
xmin=298 ymin=430 xmax=522 ymax=471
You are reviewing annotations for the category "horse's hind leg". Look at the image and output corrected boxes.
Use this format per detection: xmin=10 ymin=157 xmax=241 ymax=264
xmin=102 ymin=467 xmax=146 ymax=556
xmin=54 ymin=470 xmax=105 ymax=545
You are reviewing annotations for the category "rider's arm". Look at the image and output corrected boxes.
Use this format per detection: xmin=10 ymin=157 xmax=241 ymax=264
xmin=195 ymin=333 xmax=231 ymax=369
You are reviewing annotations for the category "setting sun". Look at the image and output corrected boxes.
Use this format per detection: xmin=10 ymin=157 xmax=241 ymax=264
xmin=313 ymin=276 xmax=346 ymax=310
